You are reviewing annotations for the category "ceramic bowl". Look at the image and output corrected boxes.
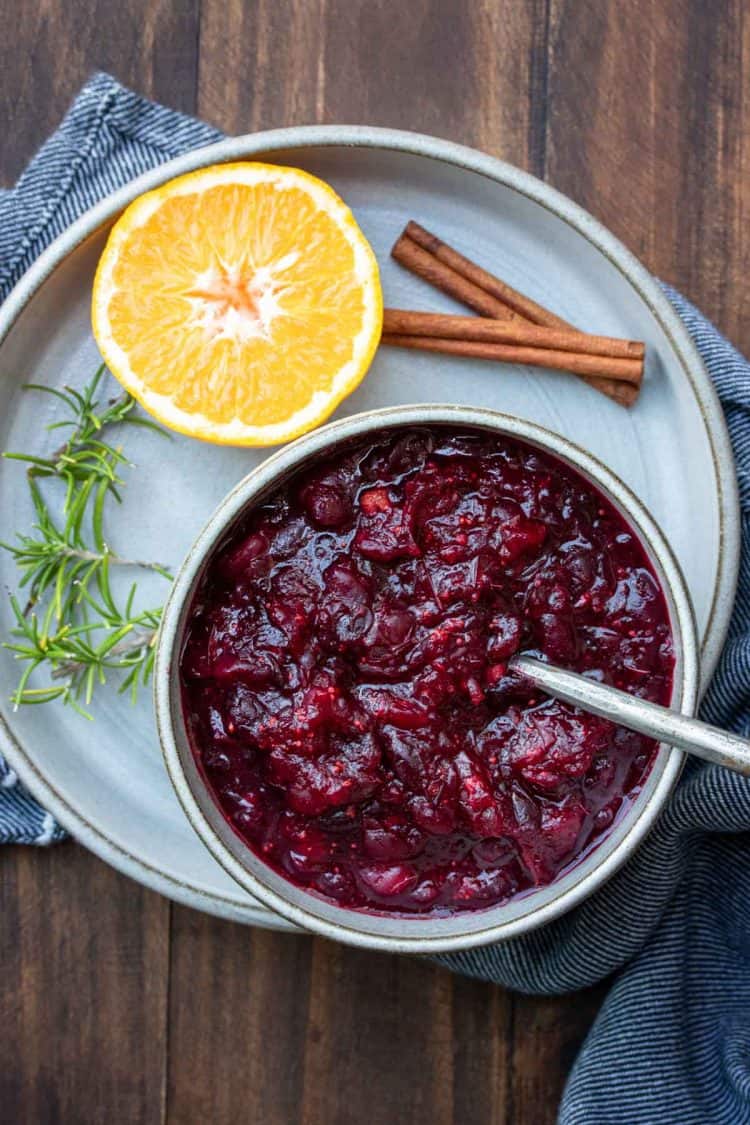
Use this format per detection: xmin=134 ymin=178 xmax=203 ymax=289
xmin=154 ymin=404 xmax=699 ymax=953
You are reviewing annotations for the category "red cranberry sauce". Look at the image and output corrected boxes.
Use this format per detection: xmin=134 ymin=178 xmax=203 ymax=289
xmin=180 ymin=428 xmax=674 ymax=916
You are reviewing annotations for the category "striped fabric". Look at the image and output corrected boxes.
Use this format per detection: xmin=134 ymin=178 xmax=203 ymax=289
xmin=439 ymin=289 xmax=750 ymax=1124
xmin=1 ymin=75 xmax=748 ymax=1123
xmin=0 ymin=74 xmax=220 ymax=844
xmin=0 ymin=73 xmax=221 ymax=299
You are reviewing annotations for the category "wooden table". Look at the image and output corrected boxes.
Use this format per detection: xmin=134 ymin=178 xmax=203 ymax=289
xmin=1 ymin=2 xmax=747 ymax=1121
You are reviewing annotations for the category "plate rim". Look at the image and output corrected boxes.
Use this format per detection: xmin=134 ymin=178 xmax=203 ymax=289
xmin=0 ymin=123 xmax=739 ymax=929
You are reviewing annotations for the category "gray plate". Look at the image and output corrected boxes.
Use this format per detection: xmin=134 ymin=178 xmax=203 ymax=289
xmin=0 ymin=127 xmax=739 ymax=929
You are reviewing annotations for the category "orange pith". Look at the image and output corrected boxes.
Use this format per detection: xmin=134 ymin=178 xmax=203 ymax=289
xmin=92 ymin=163 xmax=382 ymax=446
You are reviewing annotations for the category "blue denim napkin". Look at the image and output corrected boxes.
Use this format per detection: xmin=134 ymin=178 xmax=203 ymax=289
xmin=0 ymin=74 xmax=220 ymax=843
xmin=2 ymin=74 xmax=749 ymax=1125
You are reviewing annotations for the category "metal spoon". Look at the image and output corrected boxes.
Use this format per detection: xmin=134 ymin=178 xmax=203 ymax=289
xmin=511 ymin=654 xmax=750 ymax=777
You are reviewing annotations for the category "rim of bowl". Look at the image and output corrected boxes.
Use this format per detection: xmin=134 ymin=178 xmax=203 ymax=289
xmin=155 ymin=405 xmax=700 ymax=953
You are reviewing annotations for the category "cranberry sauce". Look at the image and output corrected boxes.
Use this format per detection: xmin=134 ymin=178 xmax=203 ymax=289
xmin=180 ymin=428 xmax=674 ymax=915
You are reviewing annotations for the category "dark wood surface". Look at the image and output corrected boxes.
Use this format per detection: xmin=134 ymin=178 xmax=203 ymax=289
xmin=1 ymin=2 xmax=747 ymax=1121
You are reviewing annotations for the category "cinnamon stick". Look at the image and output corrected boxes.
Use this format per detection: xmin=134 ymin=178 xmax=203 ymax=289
xmin=383 ymin=309 xmax=645 ymax=371
xmin=392 ymin=234 xmax=519 ymax=321
xmin=381 ymin=335 xmax=640 ymax=405
xmin=404 ymin=220 xmax=570 ymax=329
xmin=390 ymin=222 xmax=642 ymax=404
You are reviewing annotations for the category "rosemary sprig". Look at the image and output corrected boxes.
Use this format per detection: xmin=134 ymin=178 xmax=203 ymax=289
xmin=6 ymin=592 xmax=162 ymax=715
xmin=1 ymin=367 xmax=172 ymax=716
xmin=4 ymin=365 xmax=163 ymax=503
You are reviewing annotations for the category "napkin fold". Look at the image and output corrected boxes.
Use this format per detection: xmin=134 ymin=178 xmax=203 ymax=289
xmin=2 ymin=74 xmax=749 ymax=1125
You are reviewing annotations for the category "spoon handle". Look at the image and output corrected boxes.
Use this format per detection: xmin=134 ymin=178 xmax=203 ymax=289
xmin=512 ymin=654 xmax=750 ymax=777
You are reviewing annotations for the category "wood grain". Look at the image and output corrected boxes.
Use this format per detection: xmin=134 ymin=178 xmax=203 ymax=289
xmin=166 ymin=912 xmax=312 ymax=1125
xmin=545 ymin=0 xmax=750 ymax=352
xmin=0 ymin=844 xmax=169 ymax=1125
xmin=510 ymin=986 xmax=608 ymax=1120
xmin=299 ymin=944 xmax=457 ymax=1125
xmin=0 ymin=0 xmax=200 ymax=186
xmin=197 ymin=0 xmax=549 ymax=168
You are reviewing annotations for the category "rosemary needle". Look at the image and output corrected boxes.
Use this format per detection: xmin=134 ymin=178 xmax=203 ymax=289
xmin=1 ymin=366 xmax=173 ymax=717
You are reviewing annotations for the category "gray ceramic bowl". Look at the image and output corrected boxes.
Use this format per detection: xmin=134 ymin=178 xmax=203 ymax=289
xmin=155 ymin=404 xmax=699 ymax=953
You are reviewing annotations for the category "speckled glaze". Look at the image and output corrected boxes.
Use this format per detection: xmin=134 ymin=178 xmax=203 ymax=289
xmin=155 ymin=405 xmax=700 ymax=953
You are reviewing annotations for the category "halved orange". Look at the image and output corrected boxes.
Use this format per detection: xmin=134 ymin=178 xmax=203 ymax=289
xmin=92 ymin=163 xmax=382 ymax=445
